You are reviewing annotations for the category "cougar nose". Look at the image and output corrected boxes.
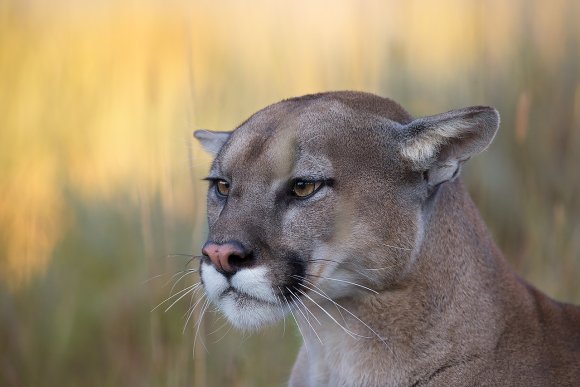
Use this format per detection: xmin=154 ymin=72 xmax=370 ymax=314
xmin=201 ymin=241 xmax=252 ymax=276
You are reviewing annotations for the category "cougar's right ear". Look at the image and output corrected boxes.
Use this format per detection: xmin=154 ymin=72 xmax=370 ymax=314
xmin=400 ymin=106 xmax=499 ymax=188
xmin=194 ymin=130 xmax=231 ymax=155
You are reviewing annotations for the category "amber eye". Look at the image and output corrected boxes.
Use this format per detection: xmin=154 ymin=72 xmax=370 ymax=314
xmin=291 ymin=180 xmax=322 ymax=198
xmin=215 ymin=180 xmax=230 ymax=196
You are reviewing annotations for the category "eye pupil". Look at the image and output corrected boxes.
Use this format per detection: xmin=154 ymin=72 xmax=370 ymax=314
xmin=216 ymin=180 xmax=230 ymax=196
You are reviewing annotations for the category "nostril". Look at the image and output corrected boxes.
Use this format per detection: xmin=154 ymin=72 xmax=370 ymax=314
xmin=228 ymin=254 xmax=242 ymax=263
xmin=226 ymin=251 xmax=255 ymax=271
xmin=228 ymin=253 xmax=245 ymax=268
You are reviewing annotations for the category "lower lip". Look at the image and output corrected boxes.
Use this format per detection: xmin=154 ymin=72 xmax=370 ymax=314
xmin=223 ymin=289 xmax=276 ymax=305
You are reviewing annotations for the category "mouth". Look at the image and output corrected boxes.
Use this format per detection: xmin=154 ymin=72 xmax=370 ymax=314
xmin=216 ymin=287 xmax=288 ymax=330
xmin=221 ymin=287 xmax=279 ymax=306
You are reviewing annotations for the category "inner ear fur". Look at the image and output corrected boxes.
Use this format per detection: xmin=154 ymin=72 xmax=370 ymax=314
xmin=400 ymin=106 xmax=500 ymax=187
xmin=194 ymin=129 xmax=231 ymax=155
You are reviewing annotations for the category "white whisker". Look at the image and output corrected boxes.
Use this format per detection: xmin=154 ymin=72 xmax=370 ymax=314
xmin=294 ymin=287 xmax=367 ymax=339
xmin=207 ymin=320 xmax=229 ymax=336
xmin=157 ymin=269 xmax=193 ymax=289
xmin=151 ymin=282 xmax=199 ymax=312
xmin=275 ymin=293 xmax=287 ymax=336
xmin=287 ymin=287 xmax=320 ymax=325
xmin=288 ymin=289 xmax=323 ymax=345
xmin=168 ymin=270 xmax=198 ymax=294
xmin=164 ymin=283 xmax=201 ymax=313
xmin=281 ymin=286 xmax=310 ymax=356
xmin=193 ymin=298 xmax=211 ymax=356
xmin=297 ymin=283 xmax=391 ymax=351
xmin=308 ymin=274 xmax=379 ymax=294
xmin=143 ymin=273 xmax=167 ymax=284
xmin=212 ymin=323 xmax=233 ymax=344
xmin=292 ymin=275 xmax=349 ymax=327
xmin=183 ymin=290 xmax=205 ymax=333
xmin=364 ymin=265 xmax=398 ymax=271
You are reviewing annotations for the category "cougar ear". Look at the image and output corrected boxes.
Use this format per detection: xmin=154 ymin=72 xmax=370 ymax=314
xmin=194 ymin=130 xmax=231 ymax=155
xmin=400 ymin=106 xmax=500 ymax=188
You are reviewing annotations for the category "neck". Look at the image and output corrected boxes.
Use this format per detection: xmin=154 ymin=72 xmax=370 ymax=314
xmin=408 ymin=179 xmax=506 ymax=339
xmin=298 ymin=179 xmax=514 ymax=385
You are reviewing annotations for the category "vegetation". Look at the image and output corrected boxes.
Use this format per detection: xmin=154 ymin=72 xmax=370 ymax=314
xmin=1 ymin=0 xmax=578 ymax=385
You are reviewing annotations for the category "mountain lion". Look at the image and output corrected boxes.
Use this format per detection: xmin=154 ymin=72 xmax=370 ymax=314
xmin=194 ymin=91 xmax=580 ymax=386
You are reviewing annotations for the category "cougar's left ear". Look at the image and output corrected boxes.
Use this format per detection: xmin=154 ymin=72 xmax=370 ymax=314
xmin=194 ymin=130 xmax=231 ymax=155
xmin=400 ymin=106 xmax=499 ymax=187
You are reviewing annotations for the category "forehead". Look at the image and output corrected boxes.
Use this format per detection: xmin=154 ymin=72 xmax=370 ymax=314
xmin=212 ymin=96 xmax=403 ymax=180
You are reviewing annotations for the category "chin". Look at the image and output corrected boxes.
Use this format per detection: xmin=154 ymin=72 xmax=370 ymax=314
xmin=219 ymin=292 xmax=288 ymax=330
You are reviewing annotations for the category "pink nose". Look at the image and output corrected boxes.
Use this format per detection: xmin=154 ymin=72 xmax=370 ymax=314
xmin=201 ymin=241 xmax=250 ymax=275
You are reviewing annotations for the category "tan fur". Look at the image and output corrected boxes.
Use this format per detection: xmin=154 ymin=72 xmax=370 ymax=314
xmin=195 ymin=91 xmax=580 ymax=386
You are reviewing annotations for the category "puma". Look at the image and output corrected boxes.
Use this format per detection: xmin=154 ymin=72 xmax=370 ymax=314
xmin=194 ymin=91 xmax=580 ymax=386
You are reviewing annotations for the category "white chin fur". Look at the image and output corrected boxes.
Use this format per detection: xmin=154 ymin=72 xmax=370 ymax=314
xmin=220 ymin=292 xmax=287 ymax=330
xmin=201 ymin=263 xmax=288 ymax=330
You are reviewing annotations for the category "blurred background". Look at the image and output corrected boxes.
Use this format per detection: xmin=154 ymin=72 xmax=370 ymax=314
xmin=1 ymin=0 xmax=579 ymax=386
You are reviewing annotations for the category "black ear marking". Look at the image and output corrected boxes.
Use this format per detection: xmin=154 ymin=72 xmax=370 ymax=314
xmin=451 ymin=164 xmax=461 ymax=179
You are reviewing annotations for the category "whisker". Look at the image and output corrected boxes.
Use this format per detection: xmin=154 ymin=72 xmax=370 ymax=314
xmin=288 ymin=289 xmax=323 ymax=345
xmin=166 ymin=269 xmax=199 ymax=293
xmin=287 ymin=287 xmax=321 ymax=326
xmin=304 ymin=258 xmax=366 ymax=282
xmin=207 ymin=320 xmax=229 ymax=336
xmin=305 ymin=258 xmax=390 ymax=281
xmin=177 ymin=256 xmax=199 ymax=270
xmin=212 ymin=324 xmax=234 ymax=344
xmin=294 ymin=275 xmax=373 ymax=337
xmin=164 ymin=283 xmax=202 ymax=313
xmin=183 ymin=292 xmax=206 ymax=332
xmin=364 ymin=264 xmax=398 ymax=271
xmin=161 ymin=254 xmax=202 ymax=272
xmin=151 ymin=282 xmax=199 ymax=312
xmin=295 ymin=287 xmax=365 ymax=339
xmin=185 ymin=286 xmax=201 ymax=317
xmin=281 ymin=286 xmax=310 ymax=356
xmin=289 ymin=278 xmax=365 ymax=339
xmin=184 ymin=286 xmax=202 ymax=313
xmin=306 ymin=274 xmax=379 ymax=294
xmin=145 ymin=263 xmax=197 ymax=286
xmin=292 ymin=275 xmax=349 ymax=327
xmin=297 ymin=283 xmax=390 ymax=350
xmin=193 ymin=298 xmax=211 ymax=356
xmin=143 ymin=273 xmax=167 ymax=284
xmin=275 ymin=293 xmax=287 ymax=336
xmin=305 ymin=258 xmax=343 ymax=264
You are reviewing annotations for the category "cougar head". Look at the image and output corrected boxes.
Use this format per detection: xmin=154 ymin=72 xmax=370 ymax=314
xmin=194 ymin=91 xmax=499 ymax=330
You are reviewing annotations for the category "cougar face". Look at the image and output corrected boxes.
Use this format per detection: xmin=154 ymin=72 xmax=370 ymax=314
xmin=195 ymin=91 xmax=495 ymax=330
